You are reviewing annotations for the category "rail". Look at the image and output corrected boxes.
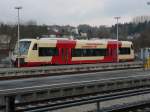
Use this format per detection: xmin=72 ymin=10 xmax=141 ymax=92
xmin=0 ymin=61 xmax=143 ymax=79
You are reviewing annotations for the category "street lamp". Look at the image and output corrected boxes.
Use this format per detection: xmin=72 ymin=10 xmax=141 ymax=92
xmin=15 ymin=6 xmax=22 ymax=67
xmin=114 ymin=16 xmax=121 ymax=62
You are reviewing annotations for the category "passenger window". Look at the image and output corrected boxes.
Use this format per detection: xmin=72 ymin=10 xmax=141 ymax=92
xmin=33 ymin=44 xmax=37 ymax=50
xmin=71 ymin=48 xmax=107 ymax=57
xmin=119 ymin=47 xmax=130 ymax=54
xmin=39 ymin=47 xmax=58 ymax=56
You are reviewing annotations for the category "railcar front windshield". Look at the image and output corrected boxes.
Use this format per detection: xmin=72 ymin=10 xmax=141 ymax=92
xmin=14 ymin=41 xmax=31 ymax=55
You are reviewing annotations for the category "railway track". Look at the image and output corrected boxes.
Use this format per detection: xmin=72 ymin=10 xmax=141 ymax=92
xmin=12 ymin=87 xmax=150 ymax=112
xmin=0 ymin=68 xmax=150 ymax=112
xmin=89 ymin=102 xmax=150 ymax=112
xmin=106 ymin=100 xmax=150 ymax=112
xmin=0 ymin=61 xmax=143 ymax=80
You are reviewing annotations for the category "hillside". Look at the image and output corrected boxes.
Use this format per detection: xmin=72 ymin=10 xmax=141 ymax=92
xmin=0 ymin=21 xmax=150 ymax=53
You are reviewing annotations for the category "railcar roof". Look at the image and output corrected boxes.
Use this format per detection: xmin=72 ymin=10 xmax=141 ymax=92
xmin=20 ymin=39 xmax=37 ymax=42
xmin=19 ymin=38 xmax=132 ymax=45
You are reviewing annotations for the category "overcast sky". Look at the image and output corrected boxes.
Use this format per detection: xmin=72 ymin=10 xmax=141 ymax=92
xmin=0 ymin=0 xmax=150 ymax=26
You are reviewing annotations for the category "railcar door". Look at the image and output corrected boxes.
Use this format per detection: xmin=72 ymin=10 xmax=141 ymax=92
xmin=111 ymin=48 xmax=117 ymax=62
xmin=62 ymin=48 xmax=69 ymax=64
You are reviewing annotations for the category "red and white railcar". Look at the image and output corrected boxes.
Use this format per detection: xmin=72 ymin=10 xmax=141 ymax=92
xmin=11 ymin=38 xmax=134 ymax=67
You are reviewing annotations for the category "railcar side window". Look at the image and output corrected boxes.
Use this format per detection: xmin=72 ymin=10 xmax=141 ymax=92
xmin=119 ymin=48 xmax=130 ymax=54
xmin=72 ymin=49 xmax=107 ymax=57
xmin=33 ymin=44 xmax=37 ymax=50
xmin=131 ymin=45 xmax=133 ymax=49
xmin=39 ymin=47 xmax=58 ymax=56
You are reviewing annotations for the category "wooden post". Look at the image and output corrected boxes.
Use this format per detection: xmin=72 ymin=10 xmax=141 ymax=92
xmin=97 ymin=101 xmax=101 ymax=112
xmin=5 ymin=96 xmax=15 ymax=112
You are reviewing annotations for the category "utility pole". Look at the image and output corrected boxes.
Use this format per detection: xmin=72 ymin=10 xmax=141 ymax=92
xmin=14 ymin=6 xmax=22 ymax=67
xmin=114 ymin=17 xmax=121 ymax=62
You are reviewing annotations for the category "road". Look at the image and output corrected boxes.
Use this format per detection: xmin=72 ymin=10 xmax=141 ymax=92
xmin=0 ymin=69 xmax=149 ymax=91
